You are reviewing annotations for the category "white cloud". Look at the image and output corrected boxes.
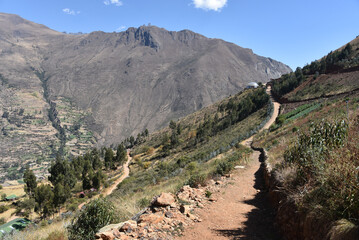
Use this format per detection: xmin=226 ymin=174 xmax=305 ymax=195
xmin=116 ymin=26 xmax=126 ymax=31
xmin=62 ymin=8 xmax=80 ymax=15
xmin=104 ymin=0 xmax=123 ymax=7
xmin=193 ymin=0 xmax=227 ymax=11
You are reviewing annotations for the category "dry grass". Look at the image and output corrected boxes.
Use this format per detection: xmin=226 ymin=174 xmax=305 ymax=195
xmin=0 ymin=184 xmax=25 ymax=198
xmin=4 ymin=220 xmax=69 ymax=240
xmin=0 ymin=208 xmax=16 ymax=222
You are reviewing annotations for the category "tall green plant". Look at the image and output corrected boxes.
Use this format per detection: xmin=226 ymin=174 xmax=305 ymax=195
xmin=67 ymin=198 xmax=118 ymax=240
xmin=284 ymin=119 xmax=348 ymax=181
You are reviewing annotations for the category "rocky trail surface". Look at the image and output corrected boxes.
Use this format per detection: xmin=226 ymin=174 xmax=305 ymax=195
xmin=177 ymin=86 xmax=281 ymax=240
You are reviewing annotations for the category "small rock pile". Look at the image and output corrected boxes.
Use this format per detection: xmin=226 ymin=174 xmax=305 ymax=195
xmin=96 ymin=176 xmax=232 ymax=240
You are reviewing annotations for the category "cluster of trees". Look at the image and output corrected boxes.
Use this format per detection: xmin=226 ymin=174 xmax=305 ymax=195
xmin=303 ymin=43 xmax=355 ymax=75
xmin=196 ymin=88 xmax=269 ymax=143
xmin=104 ymin=144 xmax=127 ymax=170
xmin=272 ymin=67 xmax=306 ymax=96
xmin=161 ymin=120 xmax=182 ymax=153
xmin=21 ymin=144 xmax=127 ymax=219
xmin=121 ymin=129 xmax=149 ymax=148
xmin=272 ymin=44 xmax=356 ymax=97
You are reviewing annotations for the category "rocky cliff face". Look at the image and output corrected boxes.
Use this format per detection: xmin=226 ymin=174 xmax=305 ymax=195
xmin=0 ymin=13 xmax=291 ymax=148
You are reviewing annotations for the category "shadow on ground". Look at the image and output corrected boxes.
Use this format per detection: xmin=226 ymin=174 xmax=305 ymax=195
xmin=214 ymin=166 xmax=282 ymax=240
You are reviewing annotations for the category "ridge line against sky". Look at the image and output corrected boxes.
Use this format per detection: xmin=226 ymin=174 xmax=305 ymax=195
xmin=1 ymin=0 xmax=358 ymax=70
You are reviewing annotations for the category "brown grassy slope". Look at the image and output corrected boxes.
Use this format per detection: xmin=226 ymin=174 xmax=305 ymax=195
xmin=285 ymin=70 xmax=359 ymax=101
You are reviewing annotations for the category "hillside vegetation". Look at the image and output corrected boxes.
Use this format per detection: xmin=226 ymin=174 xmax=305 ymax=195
xmin=108 ymin=87 xmax=272 ymax=221
xmin=254 ymin=82 xmax=359 ymax=231
xmin=3 ymin=87 xmax=273 ymax=239
xmin=272 ymin=37 xmax=359 ymax=101
xmin=0 ymin=12 xmax=290 ymax=184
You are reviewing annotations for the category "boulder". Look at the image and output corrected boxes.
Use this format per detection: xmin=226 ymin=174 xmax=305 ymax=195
xmin=97 ymin=231 xmax=115 ymax=240
xmin=138 ymin=213 xmax=164 ymax=225
xmin=98 ymin=223 xmax=125 ymax=233
xmin=120 ymin=223 xmax=133 ymax=233
xmin=153 ymin=192 xmax=175 ymax=207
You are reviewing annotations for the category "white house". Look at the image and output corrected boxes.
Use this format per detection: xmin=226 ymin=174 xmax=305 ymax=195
xmin=246 ymin=82 xmax=259 ymax=89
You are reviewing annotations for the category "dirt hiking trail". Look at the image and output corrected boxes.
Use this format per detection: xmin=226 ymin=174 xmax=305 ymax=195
xmin=78 ymin=151 xmax=132 ymax=209
xmin=103 ymin=151 xmax=132 ymax=196
xmin=177 ymin=86 xmax=281 ymax=240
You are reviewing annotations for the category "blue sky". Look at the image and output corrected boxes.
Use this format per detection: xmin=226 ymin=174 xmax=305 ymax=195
xmin=0 ymin=0 xmax=358 ymax=70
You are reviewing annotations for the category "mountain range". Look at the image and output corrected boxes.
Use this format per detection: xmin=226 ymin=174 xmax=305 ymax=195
xmin=0 ymin=12 xmax=290 ymax=180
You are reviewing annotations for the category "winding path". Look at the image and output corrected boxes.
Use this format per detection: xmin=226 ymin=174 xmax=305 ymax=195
xmin=78 ymin=151 xmax=132 ymax=209
xmin=177 ymin=86 xmax=281 ymax=240
xmin=103 ymin=151 xmax=132 ymax=196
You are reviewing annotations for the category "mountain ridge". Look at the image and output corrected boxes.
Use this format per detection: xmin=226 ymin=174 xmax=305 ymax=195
xmin=0 ymin=12 xmax=291 ymax=166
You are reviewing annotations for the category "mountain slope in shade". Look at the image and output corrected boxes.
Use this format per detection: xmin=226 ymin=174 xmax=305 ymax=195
xmin=0 ymin=12 xmax=291 ymax=147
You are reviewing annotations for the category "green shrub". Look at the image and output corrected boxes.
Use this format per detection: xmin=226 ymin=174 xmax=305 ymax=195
xmin=275 ymin=115 xmax=285 ymax=125
xmin=67 ymin=198 xmax=118 ymax=240
xmin=205 ymin=190 xmax=212 ymax=198
xmin=67 ymin=203 xmax=77 ymax=212
xmin=282 ymin=117 xmax=359 ymax=224
xmin=216 ymin=161 xmax=233 ymax=176
xmin=284 ymin=119 xmax=348 ymax=180
xmin=186 ymin=162 xmax=198 ymax=174
xmin=0 ymin=204 xmax=9 ymax=213
xmin=188 ymin=173 xmax=207 ymax=188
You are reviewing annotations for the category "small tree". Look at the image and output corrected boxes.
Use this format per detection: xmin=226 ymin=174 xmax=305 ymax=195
xmin=169 ymin=120 xmax=176 ymax=130
xmin=104 ymin=148 xmax=114 ymax=170
xmin=67 ymin=198 xmax=118 ymax=240
xmin=23 ymin=167 xmax=37 ymax=197
xmin=92 ymin=171 xmax=104 ymax=190
xmin=34 ymin=184 xmax=54 ymax=219
xmin=15 ymin=198 xmax=35 ymax=218
xmin=53 ymin=183 xmax=69 ymax=210
xmin=115 ymin=144 xmax=127 ymax=165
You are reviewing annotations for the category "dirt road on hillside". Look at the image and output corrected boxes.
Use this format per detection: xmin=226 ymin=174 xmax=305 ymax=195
xmin=102 ymin=152 xmax=132 ymax=196
xmin=78 ymin=151 xmax=132 ymax=209
xmin=177 ymin=86 xmax=281 ymax=240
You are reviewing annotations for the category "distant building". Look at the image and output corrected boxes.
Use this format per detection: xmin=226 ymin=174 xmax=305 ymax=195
xmin=246 ymin=82 xmax=259 ymax=89
xmin=5 ymin=194 xmax=18 ymax=201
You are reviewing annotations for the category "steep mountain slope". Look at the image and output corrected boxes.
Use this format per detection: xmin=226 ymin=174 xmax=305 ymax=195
xmin=41 ymin=25 xmax=291 ymax=145
xmin=0 ymin=12 xmax=290 ymax=181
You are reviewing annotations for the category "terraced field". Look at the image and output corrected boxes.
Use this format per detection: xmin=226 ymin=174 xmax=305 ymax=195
xmin=0 ymin=85 xmax=96 ymax=184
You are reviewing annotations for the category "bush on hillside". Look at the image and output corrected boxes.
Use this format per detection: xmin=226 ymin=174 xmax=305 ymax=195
xmin=67 ymin=198 xmax=118 ymax=240
xmin=187 ymin=173 xmax=207 ymax=188
xmin=281 ymin=117 xmax=359 ymax=224
xmin=216 ymin=161 xmax=233 ymax=176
